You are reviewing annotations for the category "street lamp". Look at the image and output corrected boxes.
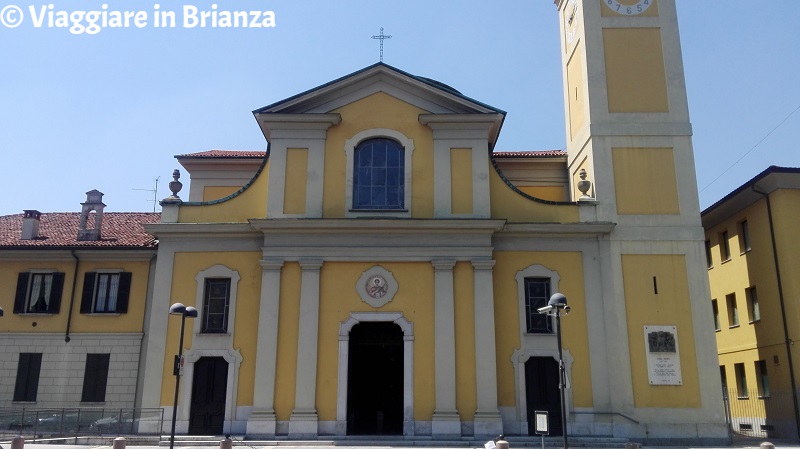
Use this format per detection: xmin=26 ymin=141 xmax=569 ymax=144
xmin=538 ymin=293 xmax=570 ymax=449
xmin=168 ymin=302 xmax=197 ymax=449
xmin=0 ymin=306 xmax=4 ymax=316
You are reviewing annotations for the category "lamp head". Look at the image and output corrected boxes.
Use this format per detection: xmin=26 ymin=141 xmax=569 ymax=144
xmin=548 ymin=293 xmax=567 ymax=308
xmin=0 ymin=306 xmax=4 ymax=317
xmin=185 ymin=306 xmax=198 ymax=318
xmin=169 ymin=303 xmax=187 ymax=315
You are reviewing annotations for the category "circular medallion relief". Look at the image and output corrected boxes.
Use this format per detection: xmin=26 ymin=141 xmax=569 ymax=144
xmin=365 ymin=274 xmax=388 ymax=299
xmin=356 ymin=266 xmax=398 ymax=308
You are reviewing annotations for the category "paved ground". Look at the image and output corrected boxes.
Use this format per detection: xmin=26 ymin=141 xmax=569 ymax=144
xmin=1 ymin=442 xmax=797 ymax=449
xmin=1 ymin=436 xmax=797 ymax=449
xmin=0 ymin=442 xmax=800 ymax=449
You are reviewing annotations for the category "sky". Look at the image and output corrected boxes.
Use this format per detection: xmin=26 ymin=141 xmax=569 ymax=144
xmin=0 ymin=1 xmax=798 ymax=215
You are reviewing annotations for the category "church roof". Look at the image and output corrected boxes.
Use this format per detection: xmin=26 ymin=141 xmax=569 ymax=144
xmin=493 ymin=150 xmax=566 ymax=158
xmin=253 ymin=62 xmax=506 ymax=115
xmin=176 ymin=150 xmax=266 ymax=159
xmin=0 ymin=212 xmax=160 ymax=248
xmin=176 ymin=149 xmax=567 ymax=159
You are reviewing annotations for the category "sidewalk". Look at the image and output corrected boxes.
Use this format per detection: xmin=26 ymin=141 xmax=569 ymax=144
xmin=3 ymin=437 xmax=799 ymax=449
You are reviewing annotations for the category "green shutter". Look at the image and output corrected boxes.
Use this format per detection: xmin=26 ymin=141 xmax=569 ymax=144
xmin=13 ymin=273 xmax=30 ymax=314
xmin=48 ymin=272 xmax=65 ymax=314
xmin=116 ymin=272 xmax=132 ymax=313
xmin=80 ymin=272 xmax=97 ymax=314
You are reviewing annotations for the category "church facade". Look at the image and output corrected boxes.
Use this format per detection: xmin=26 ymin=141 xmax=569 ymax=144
xmin=0 ymin=0 xmax=727 ymax=443
xmin=138 ymin=0 xmax=725 ymax=441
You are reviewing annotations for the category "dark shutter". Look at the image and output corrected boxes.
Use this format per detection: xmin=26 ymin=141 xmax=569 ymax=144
xmin=80 ymin=272 xmax=97 ymax=314
xmin=81 ymin=354 xmax=110 ymax=402
xmin=14 ymin=273 xmax=30 ymax=314
xmin=116 ymin=272 xmax=132 ymax=313
xmin=13 ymin=353 xmax=42 ymax=402
xmin=48 ymin=272 xmax=65 ymax=314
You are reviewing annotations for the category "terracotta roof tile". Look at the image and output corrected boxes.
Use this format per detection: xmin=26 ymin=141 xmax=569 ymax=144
xmin=493 ymin=150 xmax=566 ymax=158
xmin=0 ymin=212 xmax=161 ymax=248
xmin=176 ymin=150 xmax=266 ymax=158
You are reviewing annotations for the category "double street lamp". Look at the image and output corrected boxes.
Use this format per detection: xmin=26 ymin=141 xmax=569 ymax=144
xmin=538 ymin=293 xmax=570 ymax=449
xmin=168 ymin=302 xmax=197 ymax=449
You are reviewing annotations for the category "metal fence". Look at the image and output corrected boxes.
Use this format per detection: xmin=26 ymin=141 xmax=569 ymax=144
xmin=0 ymin=407 xmax=163 ymax=439
xmin=723 ymin=389 xmax=799 ymax=441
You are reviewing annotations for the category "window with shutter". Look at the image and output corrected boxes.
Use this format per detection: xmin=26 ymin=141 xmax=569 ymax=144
xmin=13 ymin=272 xmax=64 ymax=314
xmin=80 ymin=272 xmax=132 ymax=314
xmin=13 ymin=353 xmax=42 ymax=402
xmin=81 ymin=354 xmax=110 ymax=402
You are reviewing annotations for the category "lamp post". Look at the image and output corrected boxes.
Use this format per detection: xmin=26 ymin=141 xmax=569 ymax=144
xmin=168 ymin=302 xmax=197 ymax=449
xmin=538 ymin=293 xmax=570 ymax=449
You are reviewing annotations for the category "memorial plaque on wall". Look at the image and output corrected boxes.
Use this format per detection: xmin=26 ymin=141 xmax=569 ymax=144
xmin=644 ymin=325 xmax=682 ymax=385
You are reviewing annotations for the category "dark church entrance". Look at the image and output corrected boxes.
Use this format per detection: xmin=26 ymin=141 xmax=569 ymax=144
xmin=189 ymin=357 xmax=228 ymax=435
xmin=347 ymin=321 xmax=403 ymax=435
xmin=525 ymin=357 xmax=563 ymax=436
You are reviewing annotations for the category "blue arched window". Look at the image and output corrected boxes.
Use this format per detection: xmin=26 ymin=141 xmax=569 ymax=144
xmin=353 ymin=138 xmax=405 ymax=210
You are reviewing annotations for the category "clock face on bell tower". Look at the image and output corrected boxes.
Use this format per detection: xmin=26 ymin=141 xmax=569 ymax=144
xmin=602 ymin=0 xmax=654 ymax=16
xmin=564 ymin=0 xmax=579 ymax=44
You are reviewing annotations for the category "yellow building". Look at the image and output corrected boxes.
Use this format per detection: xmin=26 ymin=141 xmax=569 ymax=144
xmin=703 ymin=166 xmax=800 ymax=439
xmin=0 ymin=191 xmax=159 ymax=418
xmin=1 ymin=0 xmax=728 ymax=443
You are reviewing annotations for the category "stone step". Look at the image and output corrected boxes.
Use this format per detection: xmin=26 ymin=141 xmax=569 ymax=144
xmin=159 ymin=435 xmax=630 ymax=448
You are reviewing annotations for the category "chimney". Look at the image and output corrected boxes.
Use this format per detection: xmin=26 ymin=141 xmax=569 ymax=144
xmin=21 ymin=210 xmax=42 ymax=240
xmin=78 ymin=190 xmax=106 ymax=241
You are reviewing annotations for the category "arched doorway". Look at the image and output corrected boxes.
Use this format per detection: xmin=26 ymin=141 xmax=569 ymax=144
xmin=189 ymin=357 xmax=228 ymax=435
xmin=525 ymin=357 xmax=562 ymax=436
xmin=346 ymin=321 xmax=403 ymax=435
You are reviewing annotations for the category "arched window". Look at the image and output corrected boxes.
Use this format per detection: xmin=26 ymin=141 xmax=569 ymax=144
xmin=353 ymin=138 xmax=405 ymax=210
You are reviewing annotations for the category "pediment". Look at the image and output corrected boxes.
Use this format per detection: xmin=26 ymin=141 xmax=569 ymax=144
xmin=253 ymin=63 xmax=505 ymax=116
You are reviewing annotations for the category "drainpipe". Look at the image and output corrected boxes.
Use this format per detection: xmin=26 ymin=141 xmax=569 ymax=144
xmin=64 ymin=250 xmax=80 ymax=343
xmin=752 ymin=184 xmax=800 ymax=438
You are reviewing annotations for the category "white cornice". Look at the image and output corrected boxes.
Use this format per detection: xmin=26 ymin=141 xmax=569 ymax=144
xmin=73 ymin=250 xmax=157 ymax=261
xmin=419 ymin=113 xmax=505 ymax=143
xmin=0 ymin=249 xmax=157 ymax=262
xmin=0 ymin=332 xmax=143 ymax=339
xmin=500 ymin=222 xmax=615 ymax=237
xmin=418 ymin=114 xmax=504 ymax=126
xmin=261 ymin=246 xmax=496 ymax=262
xmin=144 ymin=222 xmax=258 ymax=238
xmin=255 ymin=113 xmax=342 ymax=141
xmin=249 ymin=218 xmax=506 ymax=233
xmin=251 ymin=219 xmax=505 ymax=261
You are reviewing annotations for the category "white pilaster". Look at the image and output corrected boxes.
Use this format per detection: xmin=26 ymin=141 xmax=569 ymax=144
xmin=247 ymin=258 xmax=284 ymax=436
xmin=420 ymin=114 xmax=503 ymax=219
xmin=289 ymin=259 xmax=323 ymax=438
xmin=259 ymin=114 xmax=340 ymax=219
xmin=472 ymin=258 xmax=503 ymax=436
xmin=138 ymin=243 xmax=176 ymax=431
xmin=431 ymin=259 xmax=461 ymax=437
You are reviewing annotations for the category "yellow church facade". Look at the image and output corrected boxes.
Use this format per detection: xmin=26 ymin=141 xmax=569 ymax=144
xmin=0 ymin=0 xmax=728 ymax=443
xmin=135 ymin=0 xmax=725 ymax=441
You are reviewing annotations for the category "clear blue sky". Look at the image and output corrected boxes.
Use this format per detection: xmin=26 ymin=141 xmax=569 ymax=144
xmin=1 ymin=1 xmax=798 ymax=215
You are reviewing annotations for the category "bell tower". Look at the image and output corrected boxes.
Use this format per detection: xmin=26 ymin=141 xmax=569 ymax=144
xmin=558 ymin=0 xmax=695 ymax=214
xmin=555 ymin=0 xmax=727 ymax=440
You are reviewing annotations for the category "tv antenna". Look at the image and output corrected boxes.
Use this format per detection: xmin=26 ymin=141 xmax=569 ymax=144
xmin=133 ymin=176 xmax=160 ymax=212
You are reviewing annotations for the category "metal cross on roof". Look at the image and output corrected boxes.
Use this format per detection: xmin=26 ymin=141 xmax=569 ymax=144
xmin=371 ymin=27 xmax=392 ymax=62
